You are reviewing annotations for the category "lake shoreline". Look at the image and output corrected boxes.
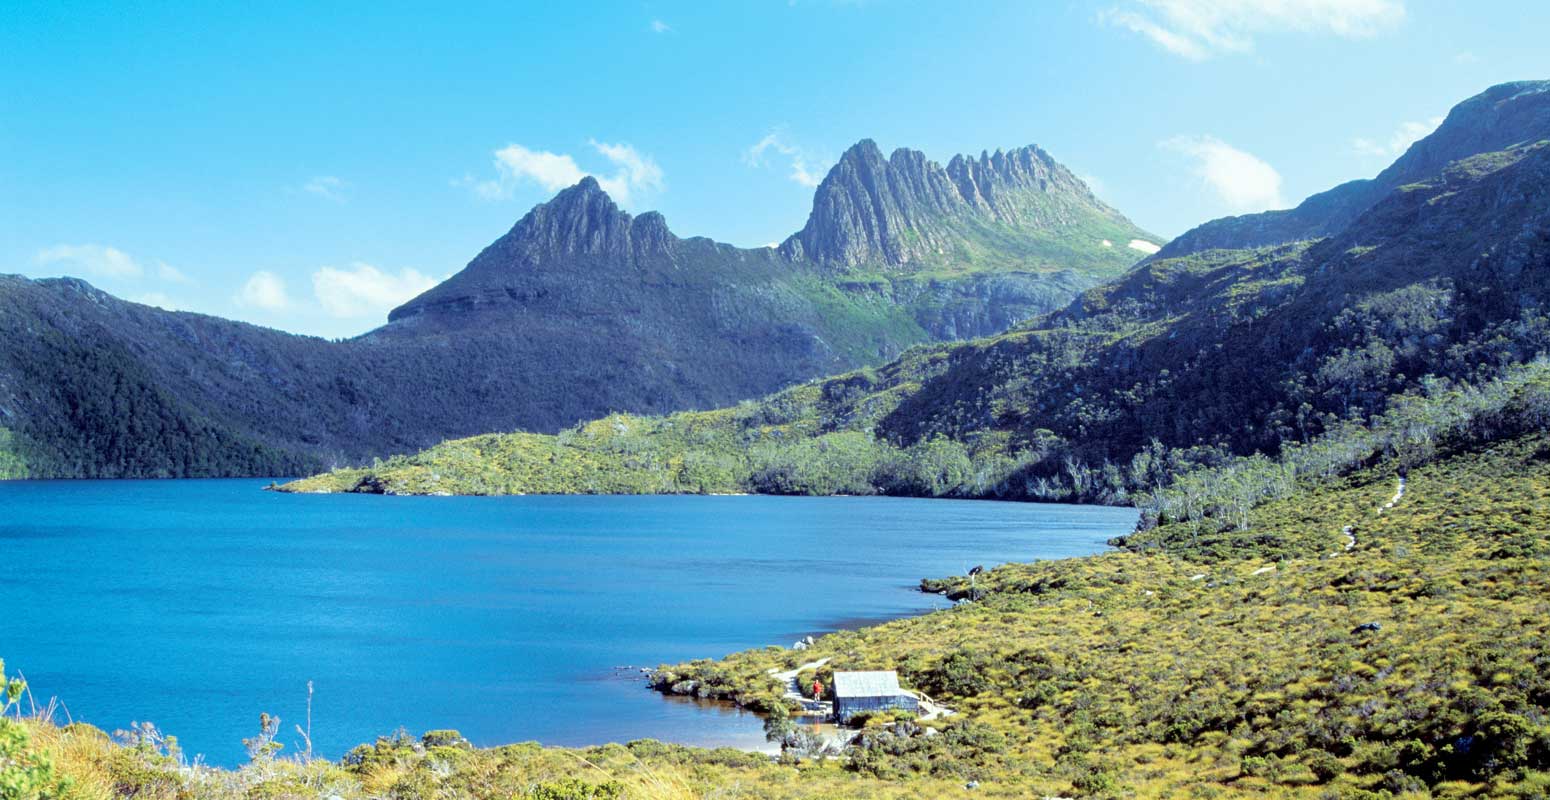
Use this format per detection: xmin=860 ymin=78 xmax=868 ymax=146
xmin=1 ymin=479 xmax=1134 ymax=764
xmin=637 ymin=542 xmax=1101 ymax=749
xmin=270 ymin=475 xmax=1136 ymax=510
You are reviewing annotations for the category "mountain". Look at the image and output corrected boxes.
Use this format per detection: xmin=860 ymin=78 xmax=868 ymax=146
xmin=0 ymin=140 xmax=1156 ymax=479
xmin=380 ymin=142 xmax=1155 ymax=344
xmin=782 ymin=140 xmax=1149 ymax=274
xmin=281 ymin=80 xmax=1550 ymax=499
xmin=1153 ymin=79 xmax=1550 ymax=260
xmin=0 ymin=276 xmax=573 ymax=477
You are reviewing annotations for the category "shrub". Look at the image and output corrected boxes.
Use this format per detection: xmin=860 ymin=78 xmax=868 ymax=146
xmin=420 ymin=729 xmax=470 ymax=749
xmin=926 ymin=650 xmax=996 ymax=698
xmin=0 ymin=661 xmax=71 ymax=800
xmin=527 ymin=778 xmax=624 ymax=799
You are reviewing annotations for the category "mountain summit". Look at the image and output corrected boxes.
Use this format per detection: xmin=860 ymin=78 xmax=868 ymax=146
xmin=389 ymin=178 xmax=679 ymax=325
xmin=783 ymin=140 xmax=1151 ymax=272
xmin=476 ymin=176 xmax=678 ymax=266
xmin=386 ymin=138 xmax=1156 ymax=340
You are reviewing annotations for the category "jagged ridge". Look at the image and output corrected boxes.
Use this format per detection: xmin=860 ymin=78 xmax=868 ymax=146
xmin=1154 ymin=79 xmax=1550 ymax=260
xmin=781 ymin=140 xmax=1148 ymax=270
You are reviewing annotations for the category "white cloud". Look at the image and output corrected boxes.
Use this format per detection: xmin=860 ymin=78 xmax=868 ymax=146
xmin=1163 ymin=135 xmax=1285 ymax=213
xmin=156 ymin=261 xmax=191 ymax=284
xmin=35 ymin=244 xmax=144 ymax=279
xmin=588 ymin=139 xmax=666 ymax=201
xmin=453 ymin=173 xmax=511 ymax=201
xmin=1103 ymin=9 xmax=1211 ymax=59
xmin=1076 ymin=172 xmax=1109 ymax=199
xmin=131 ymin=292 xmax=181 ymax=311
xmin=303 ymin=175 xmax=347 ymax=202
xmin=1102 ymin=0 xmax=1406 ymax=60
xmin=311 ymin=262 xmax=439 ymax=319
xmin=471 ymin=140 xmax=664 ymax=206
xmin=650 ymin=19 xmax=672 ymax=33
xmin=236 ymin=270 xmax=291 ymax=312
xmin=491 ymin=145 xmax=588 ymax=193
xmin=35 ymin=243 xmax=195 ymax=290
xmin=745 ymin=130 xmax=824 ymax=187
xmin=1353 ymin=115 xmax=1443 ymax=159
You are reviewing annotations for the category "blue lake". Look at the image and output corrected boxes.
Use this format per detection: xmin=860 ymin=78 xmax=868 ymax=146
xmin=0 ymin=480 xmax=1135 ymax=764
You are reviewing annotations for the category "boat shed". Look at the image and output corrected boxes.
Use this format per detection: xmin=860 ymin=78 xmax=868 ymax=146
xmin=832 ymin=670 xmax=918 ymax=723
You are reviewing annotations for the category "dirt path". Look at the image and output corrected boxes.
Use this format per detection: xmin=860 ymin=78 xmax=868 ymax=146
xmin=768 ymin=658 xmax=833 ymax=715
xmin=1382 ymin=477 xmax=1406 ymax=512
xmin=1332 ymin=477 xmax=1405 ymax=557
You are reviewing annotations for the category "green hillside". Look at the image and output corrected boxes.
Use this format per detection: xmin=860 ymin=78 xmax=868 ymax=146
xmin=282 ymin=129 xmax=1550 ymax=500
xmin=647 ymin=398 xmax=1550 ymax=797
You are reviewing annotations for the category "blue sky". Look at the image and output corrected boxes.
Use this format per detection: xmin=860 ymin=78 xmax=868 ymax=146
xmin=3 ymin=0 xmax=1547 ymax=338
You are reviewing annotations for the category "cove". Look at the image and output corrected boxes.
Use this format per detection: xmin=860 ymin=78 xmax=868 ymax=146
xmin=0 ymin=479 xmax=1136 ymax=764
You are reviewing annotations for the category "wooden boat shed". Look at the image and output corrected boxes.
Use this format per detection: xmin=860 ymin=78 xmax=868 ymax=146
xmin=832 ymin=670 xmax=918 ymax=723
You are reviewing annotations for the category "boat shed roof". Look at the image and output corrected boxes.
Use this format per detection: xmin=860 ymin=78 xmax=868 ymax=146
xmin=833 ymin=670 xmax=905 ymax=698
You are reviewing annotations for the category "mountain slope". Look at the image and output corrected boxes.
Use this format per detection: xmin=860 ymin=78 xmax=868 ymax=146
xmin=282 ymin=81 xmax=1550 ymax=499
xmin=1 ymin=140 xmax=1153 ymax=479
xmin=782 ymin=140 xmax=1151 ymax=275
xmin=1153 ymin=79 xmax=1550 ymax=260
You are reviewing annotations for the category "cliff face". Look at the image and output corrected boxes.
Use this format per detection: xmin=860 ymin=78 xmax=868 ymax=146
xmin=1153 ymin=80 xmax=1550 ymax=261
xmin=781 ymin=140 xmax=1150 ymax=273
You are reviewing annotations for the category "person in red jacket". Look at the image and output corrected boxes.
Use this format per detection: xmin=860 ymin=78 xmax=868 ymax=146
xmin=811 ymin=679 xmax=824 ymax=699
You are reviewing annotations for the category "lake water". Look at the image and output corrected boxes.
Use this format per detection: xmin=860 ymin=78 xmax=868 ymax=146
xmin=0 ymin=480 xmax=1135 ymax=764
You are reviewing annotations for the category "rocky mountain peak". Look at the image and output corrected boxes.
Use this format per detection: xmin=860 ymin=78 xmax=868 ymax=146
xmin=841 ymin=138 xmax=886 ymax=166
xmin=513 ymin=177 xmax=632 ymax=258
xmin=783 ymin=139 xmax=1127 ymax=269
xmin=386 ymin=179 xmax=679 ymax=323
xmin=472 ymin=177 xmax=682 ymax=268
xmin=1379 ymin=79 xmax=1550 ymax=188
xmin=947 ymin=144 xmax=1095 ymax=219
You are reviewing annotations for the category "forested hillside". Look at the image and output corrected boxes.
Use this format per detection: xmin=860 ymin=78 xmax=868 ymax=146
xmin=283 ymin=82 xmax=1550 ymax=500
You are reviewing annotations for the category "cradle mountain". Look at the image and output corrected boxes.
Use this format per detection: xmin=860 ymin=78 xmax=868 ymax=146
xmin=284 ymin=80 xmax=1550 ymax=503
xmin=0 ymin=140 xmax=1155 ymax=478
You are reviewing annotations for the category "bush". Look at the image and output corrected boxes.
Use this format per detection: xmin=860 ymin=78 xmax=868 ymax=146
xmin=926 ymin=650 xmax=996 ymax=698
xmin=0 ymin=720 xmax=72 ymax=800
xmin=1302 ymin=748 xmax=1343 ymax=782
xmin=0 ymin=661 xmax=71 ymax=800
xmin=421 ymin=729 xmax=470 ymax=749
xmin=527 ymin=778 xmax=624 ymax=800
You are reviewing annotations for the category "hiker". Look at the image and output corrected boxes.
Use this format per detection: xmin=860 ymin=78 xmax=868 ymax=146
xmin=811 ymin=679 xmax=824 ymax=699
